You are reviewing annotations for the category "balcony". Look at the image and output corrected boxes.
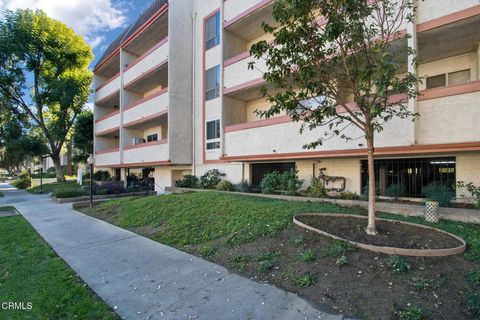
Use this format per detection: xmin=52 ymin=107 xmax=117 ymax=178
xmin=224 ymin=55 xmax=266 ymax=98
xmin=95 ymin=111 xmax=120 ymax=136
xmin=123 ymin=140 xmax=169 ymax=165
xmin=95 ymin=74 xmax=120 ymax=103
xmin=416 ymin=1 xmax=479 ymax=26
xmin=95 ymin=148 xmax=120 ymax=167
xmin=124 ymin=38 xmax=169 ymax=87
xmin=123 ymin=89 xmax=168 ymax=126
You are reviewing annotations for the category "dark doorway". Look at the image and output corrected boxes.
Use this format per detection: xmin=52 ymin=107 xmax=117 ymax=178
xmin=360 ymin=157 xmax=456 ymax=198
xmin=251 ymin=162 xmax=295 ymax=187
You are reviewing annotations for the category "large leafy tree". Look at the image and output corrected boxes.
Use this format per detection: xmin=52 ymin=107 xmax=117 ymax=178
xmin=72 ymin=110 xmax=93 ymax=164
xmin=0 ymin=9 xmax=93 ymax=182
xmin=250 ymin=0 xmax=418 ymax=235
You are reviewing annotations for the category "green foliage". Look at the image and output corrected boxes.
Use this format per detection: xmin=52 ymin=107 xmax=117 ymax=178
xmin=216 ymin=180 xmax=236 ymax=191
xmin=93 ymin=170 xmax=111 ymax=182
xmin=11 ymin=171 xmax=31 ymax=189
xmin=200 ymin=169 xmax=225 ymax=189
xmin=393 ymin=307 xmax=427 ymax=320
xmin=408 ymin=277 xmax=435 ymax=290
xmin=0 ymin=9 xmax=93 ymax=182
xmin=324 ymin=240 xmax=356 ymax=258
xmin=387 ymin=255 xmax=411 ymax=274
xmin=335 ymin=255 xmax=348 ymax=267
xmin=467 ymin=293 xmax=480 ymax=317
xmin=457 ymin=181 xmax=480 ymax=209
xmin=257 ymin=252 xmax=277 ymax=272
xmin=386 ymin=184 xmax=406 ymax=198
xmin=466 ymin=269 xmax=480 ymax=286
xmin=336 ymin=192 xmax=360 ymax=200
xmin=0 ymin=192 xmax=3 ymax=197
xmin=229 ymin=254 xmax=250 ymax=264
xmin=53 ymin=187 xmax=85 ymax=199
xmin=198 ymin=245 xmax=216 ymax=257
xmin=176 ymin=175 xmax=199 ymax=188
xmin=293 ymin=272 xmax=316 ymax=287
xmin=72 ymin=110 xmax=93 ymax=164
xmin=422 ymin=182 xmax=455 ymax=207
xmin=260 ymin=169 xmax=304 ymax=196
xmin=0 ymin=215 xmax=118 ymax=319
xmin=298 ymin=249 xmax=317 ymax=262
xmin=306 ymin=177 xmax=327 ymax=198
xmin=235 ymin=180 xmax=252 ymax=193
xmin=293 ymin=235 xmax=304 ymax=245
xmin=29 ymin=181 xmax=79 ymax=195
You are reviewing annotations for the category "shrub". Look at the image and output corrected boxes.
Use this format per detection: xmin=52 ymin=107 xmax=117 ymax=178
xmin=216 ymin=180 xmax=236 ymax=191
xmin=335 ymin=255 xmax=348 ymax=267
xmin=293 ymin=272 xmax=316 ymax=287
xmin=393 ymin=307 xmax=427 ymax=320
xmin=260 ymin=169 xmax=304 ymax=196
xmin=457 ymin=181 xmax=480 ymax=209
xmin=93 ymin=182 xmax=126 ymax=195
xmin=387 ymin=255 xmax=411 ymax=274
xmin=306 ymin=177 xmax=327 ymax=198
xmin=200 ymin=169 xmax=225 ymax=189
xmin=336 ymin=191 xmax=359 ymax=200
xmin=53 ymin=188 xmax=85 ymax=198
xmin=235 ymin=180 xmax=252 ymax=193
xmin=12 ymin=171 xmax=31 ymax=189
xmin=93 ymin=170 xmax=111 ymax=182
xmin=386 ymin=183 xmax=406 ymax=198
xmin=324 ymin=240 xmax=356 ymax=257
xmin=256 ymin=252 xmax=277 ymax=272
xmin=298 ymin=249 xmax=317 ymax=262
xmin=176 ymin=175 xmax=199 ymax=188
xmin=422 ymin=181 xmax=454 ymax=207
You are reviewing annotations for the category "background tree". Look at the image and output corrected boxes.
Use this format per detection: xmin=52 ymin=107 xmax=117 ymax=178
xmin=250 ymin=0 xmax=418 ymax=235
xmin=0 ymin=9 xmax=93 ymax=182
xmin=72 ymin=110 xmax=94 ymax=164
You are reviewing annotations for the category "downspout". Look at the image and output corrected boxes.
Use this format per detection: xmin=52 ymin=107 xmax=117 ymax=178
xmin=192 ymin=11 xmax=197 ymax=176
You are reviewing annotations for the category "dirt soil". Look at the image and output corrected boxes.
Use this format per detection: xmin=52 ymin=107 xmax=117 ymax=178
xmin=185 ymin=227 xmax=478 ymax=320
xmin=297 ymin=215 xmax=463 ymax=249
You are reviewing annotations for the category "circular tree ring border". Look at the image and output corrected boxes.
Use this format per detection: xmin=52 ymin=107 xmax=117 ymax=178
xmin=293 ymin=213 xmax=466 ymax=257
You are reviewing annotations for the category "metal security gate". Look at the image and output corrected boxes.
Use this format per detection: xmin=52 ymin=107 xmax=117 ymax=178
xmin=251 ymin=162 xmax=295 ymax=187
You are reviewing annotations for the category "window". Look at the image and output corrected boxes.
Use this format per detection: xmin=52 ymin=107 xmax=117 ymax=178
xmin=205 ymin=12 xmax=220 ymax=50
xmin=206 ymin=119 xmax=220 ymax=150
xmin=205 ymin=65 xmax=220 ymax=101
xmin=426 ymin=69 xmax=470 ymax=89
xmin=147 ymin=134 xmax=158 ymax=142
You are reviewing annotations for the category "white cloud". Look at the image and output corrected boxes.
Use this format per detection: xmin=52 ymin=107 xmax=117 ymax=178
xmin=0 ymin=0 xmax=127 ymax=49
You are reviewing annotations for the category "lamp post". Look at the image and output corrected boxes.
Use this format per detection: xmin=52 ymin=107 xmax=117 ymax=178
xmin=87 ymin=154 xmax=95 ymax=209
xmin=39 ymin=155 xmax=48 ymax=193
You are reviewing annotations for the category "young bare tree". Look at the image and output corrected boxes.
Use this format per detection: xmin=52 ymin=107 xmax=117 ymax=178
xmin=250 ymin=0 xmax=419 ymax=235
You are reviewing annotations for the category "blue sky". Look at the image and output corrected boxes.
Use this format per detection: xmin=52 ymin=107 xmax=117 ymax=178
xmin=0 ymin=0 xmax=154 ymax=67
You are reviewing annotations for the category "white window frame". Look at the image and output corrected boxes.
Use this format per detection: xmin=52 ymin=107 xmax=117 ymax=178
xmin=205 ymin=118 xmax=221 ymax=151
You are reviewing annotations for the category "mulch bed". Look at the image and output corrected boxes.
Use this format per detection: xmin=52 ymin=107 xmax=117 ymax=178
xmin=296 ymin=215 xmax=463 ymax=250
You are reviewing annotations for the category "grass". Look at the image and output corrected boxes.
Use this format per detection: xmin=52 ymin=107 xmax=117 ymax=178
xmin=81 ymin=192 xmax=480 ymax=262
xmin=293 ymin=272 xmax=316 ymax=287
xmin=298 ymin=249 xmax=317 ymax=262
xmin=0 ymin=214 xmax=118 ymax=320
xmin=0 ymin=191 xmax=3 ymax=197
xmin=28 ymin=181 xmax=81 ymax=195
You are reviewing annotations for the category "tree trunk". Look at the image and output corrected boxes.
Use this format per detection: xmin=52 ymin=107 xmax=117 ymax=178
xmin=365 ymin=134 xmax=378 ymax=235
xmin=66 ymin=143 xmax=73 ymax=176
xmin=52 ymin=152 xmax=65 ymax=182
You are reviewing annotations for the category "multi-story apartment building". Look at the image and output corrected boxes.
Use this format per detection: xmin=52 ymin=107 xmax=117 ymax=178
xmin=94 ymin=0 xmax=480 ymax=199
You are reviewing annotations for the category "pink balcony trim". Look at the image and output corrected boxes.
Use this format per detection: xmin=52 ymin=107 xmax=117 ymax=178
xmin=224 ymin=51 xmax=251 ymax=67
xmin=336 ymin=94 xmax=408 ymax=113
xmin=417 ymin=4 xmax=480 ymax=33
xmin=95 ymin=148 xmax=119 ymax=155
xmin=223 ymin=77 xmax=265 ymax=95
xmin=124 ymin=88 xmax=169 ymax=111
xmin=97 ymin=160 xmax=171 ymax=168
xmin=95 ymin=110 xmax=119 ymax=123
xmin=95 ymin=73 xmax=120 ymax=92
xmin=95 ymin=89 xmax=120 ymax=105
xmin=418 ymin=80 xmax=480 ymax=101
xmin=224 ymin=115 xmax=291 ymax=133
xmin=95 ymin=126 xmax=119 ymax=137
xmin=224 ymin=0 xmax=274 ymax=28
xmin=123 ymin=110 xmax=168 ymax=128
xmin=124 ymin=59 xmax=168 ymax=89
xmin=124 ymin=37 xmax=168 ymax=73
xmin=124 ymin=139 xmax=168 ymax=151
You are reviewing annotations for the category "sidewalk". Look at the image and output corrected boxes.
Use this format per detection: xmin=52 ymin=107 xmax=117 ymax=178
xmin=0 ymin=183 xmax=347 ymax=320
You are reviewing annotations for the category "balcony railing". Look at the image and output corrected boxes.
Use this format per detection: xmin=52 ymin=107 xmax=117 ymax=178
xmin=416 ymin=0 xmax=479 ymax=26
xmin=95 ymin=148 xmax=120 ymax=167
xmin=95 ymin=111 xmax=120 ymax=135
xmin=123 ymin=140 xmax=169 ymax=165
xmin=95 ymin=74 xmax=120 ymax=103
xmin=224 ymin=55 xmax=266 ymax=94
xmin=224 ymin=0 xmax=273 ymax=27
xmin=123 ymin=37 xmax=169 ymax=87
xmin=123 ymin=88 xmax=168 ymax=126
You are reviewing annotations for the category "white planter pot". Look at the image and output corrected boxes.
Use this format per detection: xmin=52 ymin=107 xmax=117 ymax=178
xmin=425 ymin=201 xmax=440 ymax=223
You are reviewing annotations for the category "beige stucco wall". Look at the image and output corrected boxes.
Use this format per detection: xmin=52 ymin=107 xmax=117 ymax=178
xmin=416 ymin=0 xmax=479 ymax=24
xmin=456 ymin=154 xmax=480 ymax=198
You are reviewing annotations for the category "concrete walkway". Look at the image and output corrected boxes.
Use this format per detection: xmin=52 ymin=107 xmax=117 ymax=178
xmin=0 ymin=183 xmax=347 ymax=320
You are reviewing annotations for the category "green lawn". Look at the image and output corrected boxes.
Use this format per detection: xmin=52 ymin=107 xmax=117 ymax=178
xmin=0 ymin=191 xmax=3 ymax=197
xmin=0 ymin=212 xmax=118 ymax=320
xmin=80 ymin=191 xmax=480 ymax=261
xmin=28 ymin=180 xmax=81 ymax=194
